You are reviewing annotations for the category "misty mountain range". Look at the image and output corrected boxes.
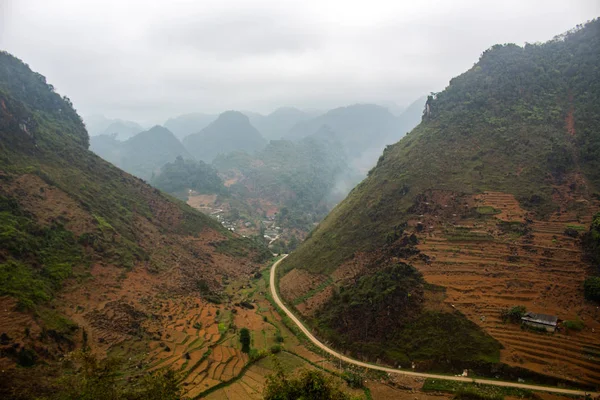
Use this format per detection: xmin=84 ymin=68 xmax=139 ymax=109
xmin=87 ymin=97 xmax=426 ymax=183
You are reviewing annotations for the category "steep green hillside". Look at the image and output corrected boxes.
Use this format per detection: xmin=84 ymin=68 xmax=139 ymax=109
xmin=151 ymin=155 xmax=226 ymax=198
xmin=279 ymin=20 xmax=600 ymax=377
xmin=285 ymin=20 xmax=600 ymax=276
xmin=0 ymin=51 xmax=269 ymax=370
xmin=182 ymin=110 xmax=267 ymax=162
xmin=90 ymin=125 xmax=193 ymax=180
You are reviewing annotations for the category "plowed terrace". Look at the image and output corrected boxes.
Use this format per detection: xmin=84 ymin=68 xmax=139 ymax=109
xmin=410 ymin=191 xmax=600 ymax=386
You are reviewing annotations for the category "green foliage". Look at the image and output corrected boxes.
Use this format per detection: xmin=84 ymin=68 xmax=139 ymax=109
xmin=563 ymin=319 xmax=585 ymax=332
xmin=475 ymin=206 xmax=501 ymax=215
xmin=263 ymin=368 xmax=355 ymax=400
xmin=341 ymin=371 xmax=364 ymax=389
xmin=284 ymin=20 xmax=600 ymax=277
xmin=46 ymin=352 xmax=181 ymax=400
xmin=269 ymin=344 xmax=282 ymax=354
xmin=315 ymin=264 xmax=500 ymax=366
xmin=214 ymin=132 xmax=359 ymax=232
xmin=240 ymin=327 xmax=251 ymax=353
xmin=212 ymin=235 xmax=272 ymax=263
xmin=500 ymin=306 xmax=527 ymax=323
xmin=422 ymin=378 xmax=537 ymax=400
xmin=151 ymin=155 xmax=225 ymax=195
xmin=582 ymin=213 xmax=600 ymax=267
xmin=584 ymin=277 xmax=600 ymax=302
xmin=0 ymin=198 xmax=83 ymax=307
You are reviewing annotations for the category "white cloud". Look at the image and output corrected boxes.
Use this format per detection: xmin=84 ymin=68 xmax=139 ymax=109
xmin=1 ymin=0 xmax=598 ymax=125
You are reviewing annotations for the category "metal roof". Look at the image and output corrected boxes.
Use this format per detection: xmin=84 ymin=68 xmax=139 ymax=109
xmin=521 ymin=312 xmax=558 ymax=326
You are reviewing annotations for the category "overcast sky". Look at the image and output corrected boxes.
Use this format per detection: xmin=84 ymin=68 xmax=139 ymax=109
xmin=1 ymin=0 xmax=598 ymax=125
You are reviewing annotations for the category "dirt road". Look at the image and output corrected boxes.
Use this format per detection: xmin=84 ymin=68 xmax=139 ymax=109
xmin=270 ymin=255 xmax=599 ymax=397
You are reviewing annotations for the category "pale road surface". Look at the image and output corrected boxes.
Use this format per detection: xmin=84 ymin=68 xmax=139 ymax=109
xmin=270 ymin=255 xmax=600 ymax=397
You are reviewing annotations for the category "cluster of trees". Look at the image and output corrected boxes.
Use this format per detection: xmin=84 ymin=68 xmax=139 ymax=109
xmin=151 ymin=156 xmax=226 ymax=197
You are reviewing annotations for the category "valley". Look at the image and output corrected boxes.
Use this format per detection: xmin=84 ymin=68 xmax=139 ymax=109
xmin=1 ymin=7 xmax=600 ymax=400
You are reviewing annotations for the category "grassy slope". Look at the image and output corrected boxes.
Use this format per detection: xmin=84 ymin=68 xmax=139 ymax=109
xmin=0 ymin=51 xmax=269 ymax=309
xmin=283 ymin=20 xmax=600 ymax=276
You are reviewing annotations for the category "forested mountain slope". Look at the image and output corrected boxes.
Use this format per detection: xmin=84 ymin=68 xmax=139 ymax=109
xmin=279 ymin=20 xmax=600 ymax=385
xmin=0 ymin=51 xmax=270 ymax=396
xmin=182 ymin=111 xmax=267 ymax=162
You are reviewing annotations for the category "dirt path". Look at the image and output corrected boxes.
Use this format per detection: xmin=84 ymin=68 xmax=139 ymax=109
xmin=270 ymin=255 xmax=600 ymax=398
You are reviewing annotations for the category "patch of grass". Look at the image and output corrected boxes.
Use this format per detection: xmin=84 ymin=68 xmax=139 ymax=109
xmin=422 ymin=379 xmax=537 ymax=399
xmin=476 ymin=206 xmax=501 ymax=215
xmin=563 ymin=319 xmax=585 ymax=332
xmin=292 ymin=277 xmax=333 ymax=305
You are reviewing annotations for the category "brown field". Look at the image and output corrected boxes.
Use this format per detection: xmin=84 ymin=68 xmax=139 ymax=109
xmin=408 ymin=191 xmax=600 ymax=386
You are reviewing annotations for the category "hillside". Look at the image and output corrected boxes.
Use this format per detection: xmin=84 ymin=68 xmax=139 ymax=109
xmin=286 ymin=103 xmax=422 ymax=173
xmin=182 ymin=111 xmax=267 ymax=163
xmin=0 ymin=51 xmax=271 ymax=396
xmin=249 ymin=107 xmax=318 ymax=140
xmin=151 ymin=156 xmax=226 ymax=199
xmin=163 ymin=112 xmax=217 ymax=140
xmin=212 ymin=128 xmax=358 ymax=233
xmin=90 ymin=125 xmax=192 ymax=181
xmin=280 ymin=20 xmax=600 ymax=385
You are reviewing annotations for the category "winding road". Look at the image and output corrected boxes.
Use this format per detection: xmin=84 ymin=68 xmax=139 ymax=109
xmin=270 ymin=255 xmax=599 ymax=397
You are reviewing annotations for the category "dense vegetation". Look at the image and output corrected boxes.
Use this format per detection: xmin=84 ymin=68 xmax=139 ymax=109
xmin=284 ymin=20 xmax=600 ymax=276
xmin=182 ymin=110 xmax=267 ymax=162
xmin=263 ymin=368 xmax=355 ymax=400
xmin=279 ymin=20 xmax=600 ymax=376
xmin=151 ymin=155 xmax=225 ymax=198
xmin=314 ymin=264 xmax=500 ymax=367
xmin=214 ymin=129 xmax=359 ymax=231
xmin=90 ymin=126 xmax=192 ymax=181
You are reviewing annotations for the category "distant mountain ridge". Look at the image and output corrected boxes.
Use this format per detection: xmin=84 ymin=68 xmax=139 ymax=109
xmin=90 ymin=125 xmax=193 ymax=181
xmin=182 ymin=110 xmax=267 ymax=163
xmin=163 ymin=112 xmax=218 ymax=140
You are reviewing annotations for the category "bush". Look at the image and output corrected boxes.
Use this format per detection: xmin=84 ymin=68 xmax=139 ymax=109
xmin=563 ymin=319 xmax=585 ymax=332
xmin=239 ymin=328 xmax=251 ymax=353
xmin=584 ymin=277 xmax=600 ymax=301
xmin=275 ymin=333 xmax=284 ymax=343
xmin=500 ymin=306 xmax=526 ymax=323
xmin=270 ymin=344 xmax=282 ymax=354
xmin=341 ymin=371 xmax=364 ymax=389
xmin=264 ymin=369 xmax=353 ymax=400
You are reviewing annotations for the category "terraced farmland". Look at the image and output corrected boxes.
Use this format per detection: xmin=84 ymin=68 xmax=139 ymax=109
xmin=411 ymin=191 xmax=600 ymax=386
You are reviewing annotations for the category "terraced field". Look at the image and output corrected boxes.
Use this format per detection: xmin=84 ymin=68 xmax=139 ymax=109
xmin=411 ymin=192 xmax=600 ymax=386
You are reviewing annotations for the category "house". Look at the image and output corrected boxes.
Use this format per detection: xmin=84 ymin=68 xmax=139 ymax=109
xmin=521 ymin=312 xmax=558 ymax=332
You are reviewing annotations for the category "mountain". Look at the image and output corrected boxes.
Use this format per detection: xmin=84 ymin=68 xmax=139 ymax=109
xmin=90 ymin=125 xmax=192 ymax=181
xmin=0 ymin=51 xmax=269 ymax=393
xmin=182 ymin=110 xmax=267 ymax=163
xmin=248 ymin=107 xmax=319 ymax=140
xmin=279 ymin=21 xmax=600 ymax=385
xmin=151 ymin=156 xmax=226 ymax=199
xmin=286 ymin=102 xmax=423 ymax=174
xmin=83 ymin=115 xmax=144 ymax=139
xmin=163 ymin=112 xmax=217 ymax=140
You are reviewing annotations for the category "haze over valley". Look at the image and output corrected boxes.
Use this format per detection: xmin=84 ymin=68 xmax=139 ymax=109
xmin=1 ymin=1 xmax=600 ymax=399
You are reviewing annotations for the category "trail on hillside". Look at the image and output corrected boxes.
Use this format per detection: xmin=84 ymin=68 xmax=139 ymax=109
xmin=269 ymin=256 xmax=599 ymax=397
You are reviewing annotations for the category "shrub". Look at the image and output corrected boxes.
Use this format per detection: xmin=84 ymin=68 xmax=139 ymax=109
xmin=563 ymin=319 xmax=585 ymax=332
xmin=584 ymin=277 xmax=600 ymax=301
xmin=239 ymin=328 xmax=251 ymax=353
xmin=270 ymin=344 xmax=282 ymax=354
xmin=341 ymin=371 xmax=364 ymax=389
xmin=500 ymin=306 xmax=526 ymax=323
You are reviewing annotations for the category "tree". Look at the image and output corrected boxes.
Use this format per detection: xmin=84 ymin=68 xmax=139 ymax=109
xmin=240 ymin=328 xmax=251 ymax=353
xmin=263 ymin=368 xmax=355 ymax=400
